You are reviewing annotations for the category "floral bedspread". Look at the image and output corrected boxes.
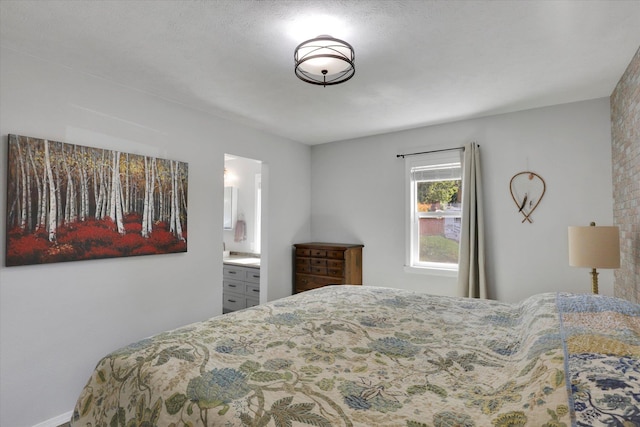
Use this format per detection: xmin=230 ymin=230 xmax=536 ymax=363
xmin=559 ymin=294 xmax=640 ymax=426
xmin=70 ymin=286 xmax=640 ymax=427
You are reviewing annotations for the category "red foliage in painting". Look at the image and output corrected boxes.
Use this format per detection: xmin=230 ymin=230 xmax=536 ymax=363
xmin=154 ymin=221 xmax=169 ymax=230
xmin=42 ymin=243 xmax=78 ymax=263
xmin=69 ymin=222 xmax=119 ymax=246
xmin=6 ymin=233 xmax=50 ymax=265
xmin=124 ymin=213 xmax=142 ymax=224
xmin=168 ymin=240 xmax=188 ymax=253
xmin=148 ymin=229 xmax=177 ymax=249
xmin=118 ymin=233 xmax=146 ymax=253
xmin=82 ymin=246 xmax=122 ymax=259
xmin=6 ymin=216 xmax=187 ymax=266
xmin=124 ymin=222 xmax=142 ymax=234
xmin=131 ymin=245 xmax=160 ymax=256
xmin=96 ymin=217 xmax=117 ymax=229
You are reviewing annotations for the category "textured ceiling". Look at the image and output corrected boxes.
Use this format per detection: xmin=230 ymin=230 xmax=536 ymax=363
xmin=1 ymin=1 xmax=639 ymax=145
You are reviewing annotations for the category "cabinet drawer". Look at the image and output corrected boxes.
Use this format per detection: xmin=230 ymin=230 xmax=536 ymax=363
xmin=246 ymin=284 xmax=260 ymax=298
xmin=223 ymin=266 xmax=244 ymax=278
xmin=295 ymin=274 xmax=342 ymax=292
xmin=224 ymin=280 xmax=246 ymax=294
xmin=326 ymin=250 xmax=344 ymax=259
xmin=246 ymin=297 xmax=259 ymax=308
xmin=310 ymin=249 xmax=326 ymax=257
xmin=223 ymin=293 xmax=246 ymax=312
xmin=245 ymin=268 xmax=261 ymax=283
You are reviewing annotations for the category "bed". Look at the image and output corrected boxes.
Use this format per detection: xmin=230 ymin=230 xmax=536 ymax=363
xmin=70 ymin=285 xmax=640 ymax=427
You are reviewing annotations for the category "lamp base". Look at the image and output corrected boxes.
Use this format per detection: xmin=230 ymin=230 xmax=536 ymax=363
xmin=590 ymin=268 xmax=599 ymax=294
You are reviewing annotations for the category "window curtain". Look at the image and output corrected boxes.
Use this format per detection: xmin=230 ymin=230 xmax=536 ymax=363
xmin=457 ymin=142 xmax=487 ymax=298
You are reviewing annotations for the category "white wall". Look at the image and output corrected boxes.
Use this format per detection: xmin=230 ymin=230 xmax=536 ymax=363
xmin=311 ymin=98 xmax=614 ymax=302
xmin=0 ymin=48 xmax=311 ymax=427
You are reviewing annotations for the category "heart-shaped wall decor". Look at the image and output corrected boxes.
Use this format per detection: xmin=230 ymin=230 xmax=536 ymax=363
xmin=509 ymin=171 xmax=546 ymax=223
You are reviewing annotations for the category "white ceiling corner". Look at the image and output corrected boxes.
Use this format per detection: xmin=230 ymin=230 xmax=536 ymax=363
xmin=1 ymin=0 xmax=639 ymax=145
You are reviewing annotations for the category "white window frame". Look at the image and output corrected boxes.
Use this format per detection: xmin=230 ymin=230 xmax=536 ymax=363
xmin=404 ymin=150 xmax=463 ymax=277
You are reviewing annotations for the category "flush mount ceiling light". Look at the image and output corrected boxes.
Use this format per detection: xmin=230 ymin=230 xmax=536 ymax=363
xmin=294 ymin=35 xmax=355 ymax=87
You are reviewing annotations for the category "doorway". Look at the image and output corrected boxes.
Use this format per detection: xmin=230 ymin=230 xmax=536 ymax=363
xmin=223 ymin=154 xmax=262 ymax=256
xmin=222 ymin=154 xmax=265 ymax=313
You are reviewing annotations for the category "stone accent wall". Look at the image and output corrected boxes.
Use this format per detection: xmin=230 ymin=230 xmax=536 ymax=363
xmin=611 ymin=46 xmax=640 ymax=303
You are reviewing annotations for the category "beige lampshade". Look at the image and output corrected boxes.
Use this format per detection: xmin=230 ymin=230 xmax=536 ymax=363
xmin=568 ymin=225 xmax=620 ymax=268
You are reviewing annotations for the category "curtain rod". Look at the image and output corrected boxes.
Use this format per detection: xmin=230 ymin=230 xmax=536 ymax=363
xmin=396 ymin=146 xmax=467 ymax=159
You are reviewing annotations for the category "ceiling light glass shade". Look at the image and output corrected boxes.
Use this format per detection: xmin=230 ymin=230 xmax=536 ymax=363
xmin=294 ymin=35 xmax=355 ymax=86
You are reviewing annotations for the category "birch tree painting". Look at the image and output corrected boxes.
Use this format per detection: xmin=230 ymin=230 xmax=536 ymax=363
xmin=6 ymin=134 xmax=188 ymax=266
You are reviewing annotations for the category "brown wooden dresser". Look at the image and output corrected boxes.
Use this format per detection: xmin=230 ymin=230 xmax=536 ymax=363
xmin=293 ymin=242 xmax=364 ymax=293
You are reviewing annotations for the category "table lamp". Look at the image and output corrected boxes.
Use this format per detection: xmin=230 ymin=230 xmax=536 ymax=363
xmin=568 ymin=222 xmax=620 ymax=294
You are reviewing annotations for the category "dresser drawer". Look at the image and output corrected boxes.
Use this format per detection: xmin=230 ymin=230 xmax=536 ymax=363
xmin=296 ymin=257 xmax=310 ymax=266
xmin=296 ymin=248 xmax=311 ymax=257
xmin=311 ymin=266 xmax=327 ymax=275
xmin=295 ymin=274 xmax=342 ymax=292
xmin=296 ymin=258 xmax=311 ymax=273
xmin=326 ymin=250 xmax=344 ymax=259
xmin=310 ymin=249 xmax=326 ymax=257
xmin=327 ymin=259 xmax=343 ymax=268
xmin=327 ymin=259 xmax=344 ymax=277
xmin=311 ymin=258 xmax=327 ymax=267
xmin=327 ymin=267 xmax=344 ymax=277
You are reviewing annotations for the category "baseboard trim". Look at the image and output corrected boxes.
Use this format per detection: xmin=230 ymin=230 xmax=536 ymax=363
xmin=32 ymin=411 xmax=73 ymax=427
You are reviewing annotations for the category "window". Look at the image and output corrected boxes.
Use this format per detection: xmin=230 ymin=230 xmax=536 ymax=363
xmin=406 ymin=150 xmax=463 ymax=273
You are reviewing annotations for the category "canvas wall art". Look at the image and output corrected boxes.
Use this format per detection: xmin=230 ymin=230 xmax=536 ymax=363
xmin=5 ymin=134 xmax=188 ymax=266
